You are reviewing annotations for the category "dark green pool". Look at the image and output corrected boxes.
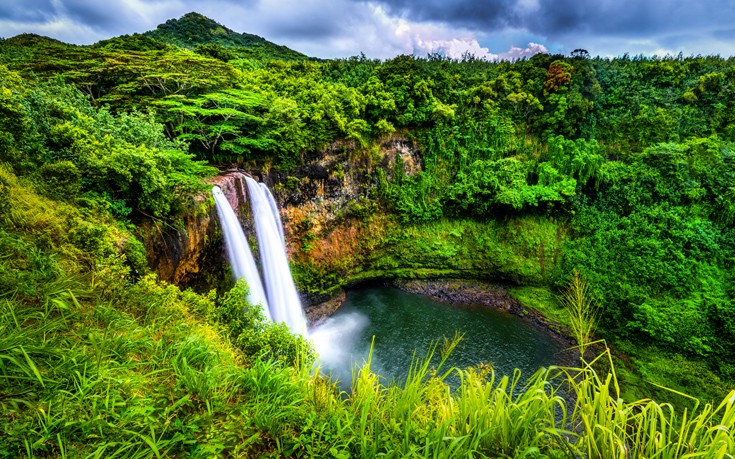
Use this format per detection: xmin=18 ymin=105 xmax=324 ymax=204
xmin=311 ymin=286 xmax=568 ymax=388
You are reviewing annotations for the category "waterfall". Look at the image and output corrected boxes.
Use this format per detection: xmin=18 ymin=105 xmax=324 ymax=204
xmin=212 ymin=186 xmax=271 ymax=320
xmin=244 ymin=176 xmax=307 ymax=336
xmin=260 ymin=182 xmax=286 ymax=247
xmin=212 ymin=177 xmax=307 ymax=336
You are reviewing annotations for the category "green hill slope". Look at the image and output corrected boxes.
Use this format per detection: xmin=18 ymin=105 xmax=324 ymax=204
xmin=143 ymin=12 xmax=311 ymax=61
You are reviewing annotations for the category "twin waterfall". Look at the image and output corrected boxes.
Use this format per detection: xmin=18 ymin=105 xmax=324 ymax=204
xmin=212 ymin=176 xmax=307 ymax=335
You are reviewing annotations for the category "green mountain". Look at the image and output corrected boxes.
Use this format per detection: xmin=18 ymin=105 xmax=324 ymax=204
xmin=0 ymin=33 xmax=88 ymax=70
xmin=0 ymin=12 xmax=312 ymax=98
xmin=143 ymin=12 xmax=310 ymax=61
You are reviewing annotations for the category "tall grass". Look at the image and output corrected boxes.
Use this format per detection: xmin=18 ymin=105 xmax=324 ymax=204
xmin=3 ymin=276 xmax=734 ymax=458
xmin=562 ymin=269 xmax=599 ymax=360
xmin=3 ymin=263 xmax=733 ymax=458
xmin=339 ymin=342 xmax=734 ymax=458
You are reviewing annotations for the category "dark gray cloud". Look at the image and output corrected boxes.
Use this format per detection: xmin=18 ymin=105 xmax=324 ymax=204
xmin=527 ymin=0 xmax=671 ymax=38
xmin=60 ymin=0 xmax=138 ymax=30
xmin=265 ymin=19 xmax=344 ymax=40
xmin=1 ymin=0 xmax=156 ymax=37
xmin=238 ymin=0 xmax=352 ymax=40
xmin=372 ymin=0 xmax=520 ymax=30
xmin=363 ymin=0 xmax=735 ymax=42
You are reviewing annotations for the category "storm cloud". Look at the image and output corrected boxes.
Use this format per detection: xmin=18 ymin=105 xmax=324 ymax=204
xmin=1 ymin=0 xmax=734 ymax=59
xmin=366 ymin=0 xmax=522 ymax=30
xmin=366 ymin=0 xmax=734 ymax=37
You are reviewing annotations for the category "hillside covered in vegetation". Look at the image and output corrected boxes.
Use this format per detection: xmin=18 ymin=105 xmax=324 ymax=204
xmin=1 ymin=12 xmax=734 ymax=457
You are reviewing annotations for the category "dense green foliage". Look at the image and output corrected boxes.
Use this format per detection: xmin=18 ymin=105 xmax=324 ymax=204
xmin=0 ymin=169 xmax=731 ymax=456
xmin=565 ymin=138 xmax=735 ymax=377
xmin=3 ymin=12 xmax=735 ymax=456
xmin=0 ymin=62 xmax=214 ymax=219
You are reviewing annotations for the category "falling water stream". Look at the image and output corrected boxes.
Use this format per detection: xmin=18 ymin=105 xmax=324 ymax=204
xmin=212 ymin=185 xmax=271 ymax=320
xmin=260 ymin=182 xmax=286 ymax=247
xmin=213 ymin=176 xmax=307 ymax=336
xmin=244 ymin=176 xmax=307 ymax=335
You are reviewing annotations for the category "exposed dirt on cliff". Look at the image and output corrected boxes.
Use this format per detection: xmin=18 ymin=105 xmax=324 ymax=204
xmin=265 ymin=136 xmax=418 ymax=255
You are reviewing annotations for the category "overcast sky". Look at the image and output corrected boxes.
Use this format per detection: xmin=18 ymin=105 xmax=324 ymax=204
xmin=2 ymin=0 xmax=735 ymax=60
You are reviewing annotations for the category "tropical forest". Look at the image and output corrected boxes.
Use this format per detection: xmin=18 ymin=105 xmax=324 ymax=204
xmin=0 ymin=11 xmax=734 ymax=458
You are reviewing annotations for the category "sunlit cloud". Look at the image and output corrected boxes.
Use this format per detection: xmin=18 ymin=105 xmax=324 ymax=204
xmin=0 ymin=17 xmax=104 ymax=43
xmin=349 ymin=4 xmax=546 ymax=60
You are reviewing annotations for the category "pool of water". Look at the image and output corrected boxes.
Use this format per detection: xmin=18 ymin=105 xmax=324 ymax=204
xmin=310 ymin=286 xmax=568 ymax=388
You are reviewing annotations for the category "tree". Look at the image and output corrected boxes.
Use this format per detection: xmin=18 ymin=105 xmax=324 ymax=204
xmin=156 ymin=89 xmax=271 ymax=158
xmin=544 ymin=60 xmax=573 ymax=93
xmin=570 ymin=49 xmax=590 ymax=59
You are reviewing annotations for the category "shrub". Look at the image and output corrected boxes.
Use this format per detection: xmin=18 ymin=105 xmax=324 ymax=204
xmin=213 ymin=279 xmax=314 ymax=366
xmin=39 ymin=160 xmax=81 ymax=199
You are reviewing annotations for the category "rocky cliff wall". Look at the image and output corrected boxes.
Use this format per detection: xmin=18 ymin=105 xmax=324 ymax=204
xmin=138 ymin=172 xmax=251 ymax=292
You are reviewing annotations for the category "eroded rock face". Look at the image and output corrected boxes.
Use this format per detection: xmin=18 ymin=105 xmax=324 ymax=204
xmin=393 ymin=279 xmax=521 ymax=313
xmin=213 ymin=172 xmax=248 ymax=214
xmin=141 ymin=137 xmax=420 ymax=297
xmin=391 ymin=279 xmax=574 ymax=343
xmin=265 ymin=137 xmax=419 ymax=257
xmin=139 ymin=172 xmax=250 ymax=291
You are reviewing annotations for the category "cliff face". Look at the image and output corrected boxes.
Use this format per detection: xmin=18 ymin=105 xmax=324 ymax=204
xmin=139 ymin=136 xmax=422 ymax=295
xmin=265 ymin=137 xmax=418 ymax=250
xmin=139 ymin=172 xmax=250 ymax=292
